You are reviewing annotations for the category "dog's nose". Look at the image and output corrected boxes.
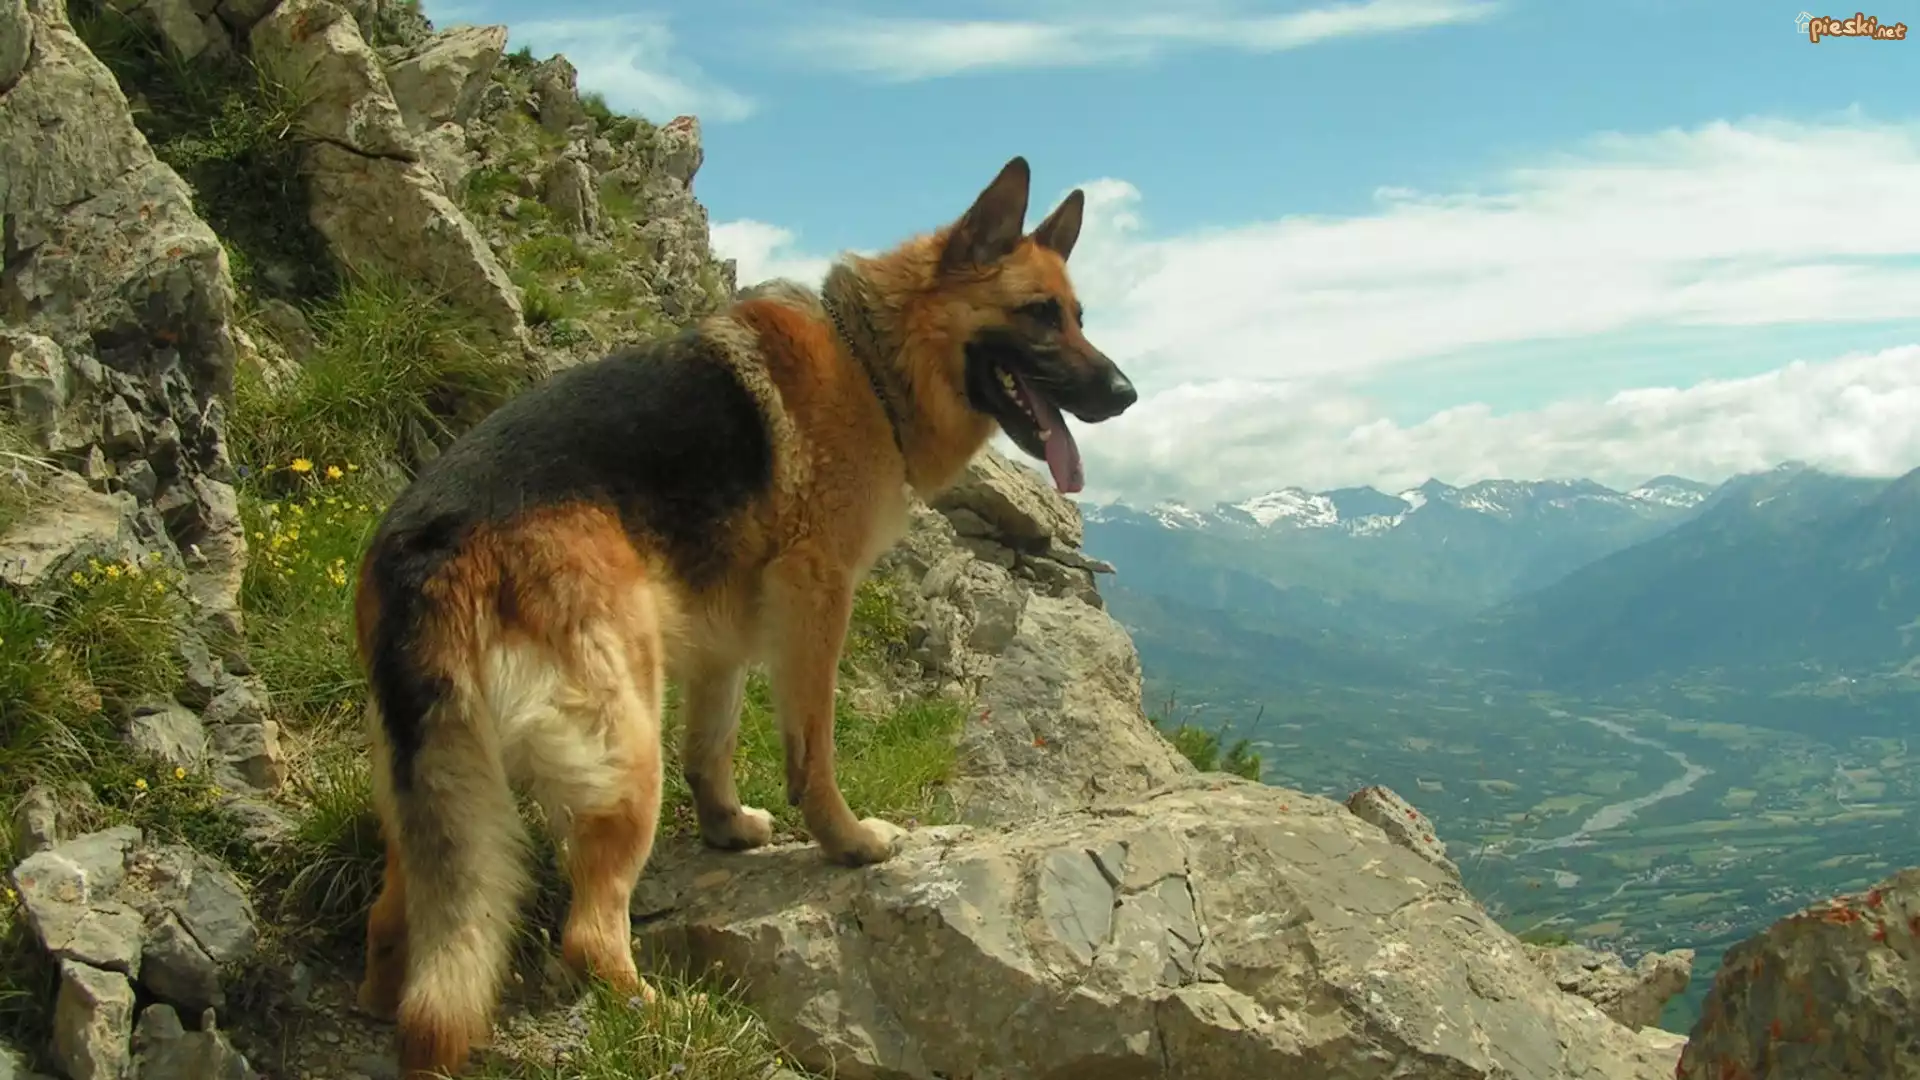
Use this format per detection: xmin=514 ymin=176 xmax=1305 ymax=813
xmin=1104 ymin=368 xmax=1137 ymax=411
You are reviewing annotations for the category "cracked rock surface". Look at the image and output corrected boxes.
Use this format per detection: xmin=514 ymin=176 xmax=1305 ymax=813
xmin=635 ymin=777 xmax=1676 ymax=1080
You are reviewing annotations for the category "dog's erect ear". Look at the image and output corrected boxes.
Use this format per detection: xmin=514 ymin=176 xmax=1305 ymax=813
xmin=1030 ymin=188 xmax=1085 ymax=261
xmin=939 ymin=156 xmax=1032 ymax=276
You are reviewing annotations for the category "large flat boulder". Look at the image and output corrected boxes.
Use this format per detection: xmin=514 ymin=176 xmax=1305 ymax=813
xmin=636 ymin=779 xmax=1676 ymax=1080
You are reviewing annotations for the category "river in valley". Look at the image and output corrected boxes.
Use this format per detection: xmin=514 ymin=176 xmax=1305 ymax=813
xmin=1521 ymin=714 xmax=1712 ymax=853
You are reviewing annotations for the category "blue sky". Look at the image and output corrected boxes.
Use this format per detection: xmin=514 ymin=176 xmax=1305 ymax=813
xmin=425 ymin=0 xmax=1920 ymax=503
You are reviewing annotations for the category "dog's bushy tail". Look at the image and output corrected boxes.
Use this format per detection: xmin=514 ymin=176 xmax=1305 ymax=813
xmin=390 ymin=725 xmax=528 ymax=1078
xmin=362 ymin=535 xmax=531 ymax=1079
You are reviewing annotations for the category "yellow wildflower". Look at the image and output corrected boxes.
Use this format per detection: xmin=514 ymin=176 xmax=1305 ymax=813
xmin=103 ymin=564 xmax=121 ymax=580
xmin=150 ymin=581 xmax=167 ymax=596
xmin=173 ymin=767 xmax=187 ymax=780
xmin=325 ymin=465 xmax=344 ymax=480
xmin=70 ymin=571 xmax=85 ymax=585
xmin=134 ymin=778 xmax=148 ymax=791
xmin=290 ymin=458 xmax=313 ymax=473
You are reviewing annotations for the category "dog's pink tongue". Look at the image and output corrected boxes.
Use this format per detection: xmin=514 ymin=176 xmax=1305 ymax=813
xmin=1019 ymin=378 xmax=1084 ymax=494
xmin=1045 ymin=423 xmax=1084 ymax=495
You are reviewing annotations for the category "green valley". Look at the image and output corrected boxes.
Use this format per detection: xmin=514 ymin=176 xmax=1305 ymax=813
xmin=1089 ymin=462 xmax=1920 ymax=1030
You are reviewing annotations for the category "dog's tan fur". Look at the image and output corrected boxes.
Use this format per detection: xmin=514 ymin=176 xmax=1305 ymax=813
xmin=352 ymin=156 xmax=1132 ymax=1078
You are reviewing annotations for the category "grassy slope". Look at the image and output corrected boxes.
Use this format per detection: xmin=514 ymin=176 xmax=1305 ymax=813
xmin=1 ymin=12 xmax=963 ymax=1076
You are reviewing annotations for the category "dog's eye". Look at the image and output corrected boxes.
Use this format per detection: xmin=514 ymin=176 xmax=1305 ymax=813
xmin=1017 ymin=299 xmax=1062 ymax=328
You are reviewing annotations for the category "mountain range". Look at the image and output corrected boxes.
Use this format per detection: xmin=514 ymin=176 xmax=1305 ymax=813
xmin=1080 ymin=463 xmax=1920 ymax=695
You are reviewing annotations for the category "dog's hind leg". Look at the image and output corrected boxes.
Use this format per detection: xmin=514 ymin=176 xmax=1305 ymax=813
xmin=523 ymin=589 xmax=668 ymax=998
xmin=554 ymin=701 xmax=661 ymax=998
xmin=679 ymin=652 xmax=775 ymax=851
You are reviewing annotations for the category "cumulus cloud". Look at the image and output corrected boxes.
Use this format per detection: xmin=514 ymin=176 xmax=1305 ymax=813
xmin=786 ymin=0 xmax=1498 ymax=81
xmin=505 ymin=16 xmax=754 ymax=122
xmin=1066 ymin=346 xmax=1920 ymax=505
xmin=709 ymin=221 xmax=839 ymax=289
xmin=710 ymin=113 xmax=1920 ymax=504
xmin=1061 ymin=115 xmax=1920 ymax=394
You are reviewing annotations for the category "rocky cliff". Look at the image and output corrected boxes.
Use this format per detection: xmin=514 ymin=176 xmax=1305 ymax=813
xmin=0 ymin=0 xmax=1847 ymax=1076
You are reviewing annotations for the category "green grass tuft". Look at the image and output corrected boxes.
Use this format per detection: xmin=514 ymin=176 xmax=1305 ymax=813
xmin=0 ymin=595 xmax=103 ymax=814
xmin=1149 ymin=690 xmax=1264 ymax=782
xmin=93 ymin=761 xmax=260 ymax=873
xmin=0 ymin=419 xmax=54 ymax=535
xmin=230 ymin=273 xmax=528 ymax=477
xmin=598 ymin=184 xmax=638 ymax=222
xmin=463 ymin=166 xmax=525 ymax=216
xmin=0 ymin=556 xmax=190 ymax=793
xmin=476 ymin=974 xmax=799 ymax=1080
xmin=45 ymin=555 xmax=188 ymax=705
xmin=258 ymin=741 xmax=384 ymax=945
xmin=579 ymin=90 xmax=615 ymax=127
xmin=513 ymin=234 xmax=589 ymax=274
xmin=512 ymin=270 xmax=578 ymax=328
xmin=846 ymin=578 xmax=911 ymax=672
xmin=578 ymin=91 xmax=646 ymax=144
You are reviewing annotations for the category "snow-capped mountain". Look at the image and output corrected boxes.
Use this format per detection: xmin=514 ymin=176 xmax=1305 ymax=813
xmin=1079 ymin=475 xmax=1720 ymax=643
xmin=1084 ymin=476 xmax=1714 ymax=537
xmin=1085 ymin=461 xmax=1920 ymax=706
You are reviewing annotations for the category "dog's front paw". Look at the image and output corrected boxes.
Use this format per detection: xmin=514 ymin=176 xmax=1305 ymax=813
xmin=823 ymin=816 xmax=905 ymax=867
xmin=700 ymin=805 xmax=775 ymax=851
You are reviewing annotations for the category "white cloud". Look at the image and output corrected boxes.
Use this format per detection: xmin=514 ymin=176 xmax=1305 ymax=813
xmin=788 ymin=0 xmax=1498 ymax=80
xmin=506 ymin=16 xmax=754 ymax=122
xmin=713 ymin=113 xmax=1920 ymax=504
xmin=709 ymin=221 xmax=838 ymax=289
xmin=1062 ymin=115 xmax=1920 ymax=394
xmin=1066 ymin=345 xmax=1920 ymax=504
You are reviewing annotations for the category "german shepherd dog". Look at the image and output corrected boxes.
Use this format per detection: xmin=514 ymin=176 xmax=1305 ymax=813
xmin=351 ymin=156 xmax=1138 ymax=1078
